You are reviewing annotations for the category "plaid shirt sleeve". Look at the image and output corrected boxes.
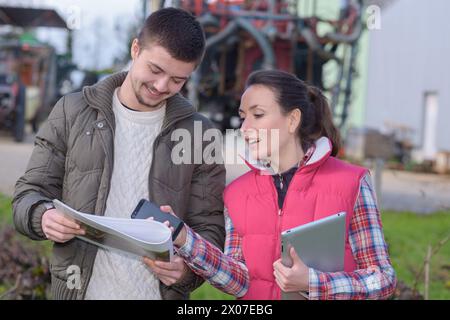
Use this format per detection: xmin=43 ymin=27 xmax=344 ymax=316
xmin=176 ymin=207 xmax=249 ymax=297
xmin=308 ymin=173 xmax=397 ymax=300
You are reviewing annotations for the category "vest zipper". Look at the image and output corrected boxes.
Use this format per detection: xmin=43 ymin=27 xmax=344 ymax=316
xmin=279 ymin=169 xmax=300 ymax=217
xmin=268 ymin=176 xmax=281 ymax=300
xmin=277 ymin=174 xmax=283 ymax=215
xmin=278 ymin=174 xmax=284 ymax=190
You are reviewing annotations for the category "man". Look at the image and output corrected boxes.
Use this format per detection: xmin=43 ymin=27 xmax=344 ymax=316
xmin=12 ymin=8 xmax=225 ymax=300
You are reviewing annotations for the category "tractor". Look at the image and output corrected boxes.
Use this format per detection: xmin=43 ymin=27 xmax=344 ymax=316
xmin=0 ymin=6 xmax=69 ymax=142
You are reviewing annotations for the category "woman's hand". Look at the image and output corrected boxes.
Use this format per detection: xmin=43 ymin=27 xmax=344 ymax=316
xmin=273 ymin=247 xmax=309 ymax=292
xmin=158 ymin=205 xmax=187 ymax=247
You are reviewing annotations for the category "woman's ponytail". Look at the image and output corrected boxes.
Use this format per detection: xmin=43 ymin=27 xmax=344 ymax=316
xmin=307 ymin=85 xmax=341 ymax=157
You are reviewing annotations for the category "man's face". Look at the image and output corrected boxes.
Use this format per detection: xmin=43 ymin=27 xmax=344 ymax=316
xmin=129 ymin=40 xmax=196 ymax=110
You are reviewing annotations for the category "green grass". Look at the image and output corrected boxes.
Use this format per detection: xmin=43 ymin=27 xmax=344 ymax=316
xmin=191 ymin=283 xmax=235 ymax=300
xmin=0 ymin=193 xmax=52 ymax=256
xmin=1 ymin=194 xmax=449 ymax=299
xmin=0 ymin=193 xmax=13 ymax=225
xmin=381 ymin=211 xmax=450 ymax=299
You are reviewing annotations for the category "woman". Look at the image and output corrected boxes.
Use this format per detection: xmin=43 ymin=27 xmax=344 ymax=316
xmin=146 ymin=69 xmax=396 ymax=300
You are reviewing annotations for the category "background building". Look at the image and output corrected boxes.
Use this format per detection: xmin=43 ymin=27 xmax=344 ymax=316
xmin=363 ymin=0 xmax=450 ymax=162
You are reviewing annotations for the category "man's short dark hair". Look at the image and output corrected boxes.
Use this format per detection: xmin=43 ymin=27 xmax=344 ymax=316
xmin=137 ymin=7 xmax=205 ymax=64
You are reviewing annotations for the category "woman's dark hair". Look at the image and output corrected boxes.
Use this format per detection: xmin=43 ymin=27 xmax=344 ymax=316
xmin=245 ymin=69 xmax=341 ymax=156
xmin=138 ymin=8 xmax=205 ymax=64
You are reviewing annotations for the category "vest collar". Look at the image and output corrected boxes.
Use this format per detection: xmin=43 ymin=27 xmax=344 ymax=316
xmin=241 ymin=136 xmax=332 ymax=174
xmin=303 ymin=137 xmax=332 ymax=166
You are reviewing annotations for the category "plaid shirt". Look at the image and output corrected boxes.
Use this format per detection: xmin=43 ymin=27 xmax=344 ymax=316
xmin=177 ymin=172 xmax=396 ymax=300
xmin=176 ymin=208 xmax=249 ymax=297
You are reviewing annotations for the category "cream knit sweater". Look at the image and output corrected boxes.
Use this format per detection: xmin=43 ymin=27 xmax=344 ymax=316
xmin=85 ymin=89 xmax=166 ymax=299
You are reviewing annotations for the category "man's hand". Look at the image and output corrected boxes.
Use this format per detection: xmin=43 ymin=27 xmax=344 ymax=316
xmin=41 ymin=208 xmax=85 ymax=243
xmin=143 ymin=205 xmax=190 ymax=286
xmin=143 ymin=255 xmax=189 ymax=286
xmin=273 ymin=247 xmax=310 ymax=292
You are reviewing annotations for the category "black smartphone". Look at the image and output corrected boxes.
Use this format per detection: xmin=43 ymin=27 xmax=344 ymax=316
xmin=131 ymin=199 xmax=184 ymax=241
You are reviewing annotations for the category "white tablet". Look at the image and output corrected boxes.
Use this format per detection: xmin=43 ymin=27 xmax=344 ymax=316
xmin=280 ymin=212 xmax=346 ymax=300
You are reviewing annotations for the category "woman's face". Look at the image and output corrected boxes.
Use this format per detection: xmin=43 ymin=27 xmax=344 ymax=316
xmin=239 ymin=84 xmax=298 ymax=162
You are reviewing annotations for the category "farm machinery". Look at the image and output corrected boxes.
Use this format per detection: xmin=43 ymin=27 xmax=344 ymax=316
xmin=157 ymin=0 xmax=365 ymax=130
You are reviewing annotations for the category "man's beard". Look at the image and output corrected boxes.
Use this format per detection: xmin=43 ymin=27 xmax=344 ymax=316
xmin=133 ymin=80 xmax=167 ymax=109
xmin=136 ymin=92 xmax=159 ymax=109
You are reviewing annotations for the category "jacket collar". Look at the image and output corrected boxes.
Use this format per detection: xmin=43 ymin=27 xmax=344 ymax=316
xmin=82 ymin=71 xmax=195 ymax=132
xmin=242 ymin=136 xmax=332 ymax=174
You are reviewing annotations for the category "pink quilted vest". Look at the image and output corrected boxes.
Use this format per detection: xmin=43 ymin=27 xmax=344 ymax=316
xmin=224 ymin=138 xmax=367 ymax=300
